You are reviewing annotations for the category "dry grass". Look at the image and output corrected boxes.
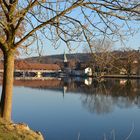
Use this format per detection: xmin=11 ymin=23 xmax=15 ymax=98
xmin=0 ymin=118 xmax=44 ymax=140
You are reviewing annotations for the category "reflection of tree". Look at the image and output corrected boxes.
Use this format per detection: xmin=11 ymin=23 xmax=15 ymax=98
xmin=14 ymin=79 xmax=62 ymax=89
xmin=115 ymin=97 xmax=134 ymax=109
xmin=79 ymin=79 xmax=140 ymax=115
xmin=81 ymin=94 xmax=138 ymax=115
xmin=0 ymin=78 xmax=139 ymax=117
xmin=135 ymin=96 xmax=140 ymax=108
xmin=81 ymin=94 xmax=114 ymax=114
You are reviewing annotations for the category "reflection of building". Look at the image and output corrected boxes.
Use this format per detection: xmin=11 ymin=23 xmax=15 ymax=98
xmin=62 ymin=85 xmax=67 ymax=98
xmin=6 ymin=77 xmax=140 ymax=114
xmin=120 ymin=79 xmax=127 ymax=85
xmin=84 ymin=78 xmax=92 ymax=85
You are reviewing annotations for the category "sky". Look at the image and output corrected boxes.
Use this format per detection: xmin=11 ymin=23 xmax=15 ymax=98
xmin=114 ymin=30 xmax=140 ymax=50
xmin=20 ymin=29 xmax=140 ymax=58
xmin=18 ymin=1 xmax=140 ymax=58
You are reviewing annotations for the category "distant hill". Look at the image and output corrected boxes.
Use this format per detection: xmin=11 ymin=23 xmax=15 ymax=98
xmin=25 ymin=53 xmax=91 ymax=64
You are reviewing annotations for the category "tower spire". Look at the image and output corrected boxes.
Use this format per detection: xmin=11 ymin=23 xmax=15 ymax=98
xmin=64 ymin=50 xmax=68 ymax=63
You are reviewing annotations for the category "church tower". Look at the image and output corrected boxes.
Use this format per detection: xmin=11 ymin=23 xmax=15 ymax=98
xmin=64 ymin=50 xmax=68 ymax=63
xmin=63 ymin=51 xmax=68 ymax=67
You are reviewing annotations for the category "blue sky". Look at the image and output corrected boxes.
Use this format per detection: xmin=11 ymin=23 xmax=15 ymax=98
xmin=114 ymin=30 xmax=140 ymax=50
xmin=18 ymin=1 xmax=140 ymax=58
xmin=21 ymin=30 xmax=140 ymax=58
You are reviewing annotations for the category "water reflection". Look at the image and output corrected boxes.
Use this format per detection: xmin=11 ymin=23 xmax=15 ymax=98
xmin=0 ymin=78 xmax=139 ymax=140
xmin=66 ymin=78 xmax=140 ymax=114
xmin=10 ymin=78 xmax=140 ymax=115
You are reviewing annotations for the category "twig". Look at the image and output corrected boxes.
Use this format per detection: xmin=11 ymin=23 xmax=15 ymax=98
xmin=110 ymin=129 xmax=115 ymax=140
xmin=124 ymin=122 xmax=134 ymax=140
xmin=77 ymin=132 xmax=80 ymax=140
xmin=104 ymin=133 xmax=107 ymax=140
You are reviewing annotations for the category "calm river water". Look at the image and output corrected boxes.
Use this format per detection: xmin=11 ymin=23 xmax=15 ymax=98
xmin=3 ymin=78 xmax=140 ymax=140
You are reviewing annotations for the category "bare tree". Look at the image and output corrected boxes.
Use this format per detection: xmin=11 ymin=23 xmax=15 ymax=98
xmin=83 ymin=39 xmax=114 ymax=76
xmin=113 ymin=48 xmax=139 ymax=76
xmin=0 ymin=0 xmax=140 ymax=120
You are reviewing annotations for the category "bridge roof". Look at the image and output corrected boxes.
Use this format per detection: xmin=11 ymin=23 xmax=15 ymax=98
xmin=0 ymin=60 xmax=61 ymax=71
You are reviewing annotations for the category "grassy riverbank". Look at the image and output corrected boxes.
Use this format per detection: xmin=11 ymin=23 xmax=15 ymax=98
xmin=0 ymin=118 xmax=44 ymax=140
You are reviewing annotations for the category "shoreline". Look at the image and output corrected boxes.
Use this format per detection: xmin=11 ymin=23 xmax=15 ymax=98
xmin=0 ymin=118 xmax=44 ymax=140
xmin=102 ymin=75 xmax=140 ymax=79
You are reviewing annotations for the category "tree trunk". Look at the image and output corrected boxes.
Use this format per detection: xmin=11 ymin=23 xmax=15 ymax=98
xmin=0 ymin=51 xmax=15 ymax=121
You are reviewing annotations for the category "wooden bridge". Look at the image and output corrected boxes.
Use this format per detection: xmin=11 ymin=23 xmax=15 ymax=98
xmin=0 ymin=60 xmax=62 ymax=80
xmin=0 ymin=69 xmax=61 ymax=73
xmin=0 ymin=69 xmax=62 ymax=80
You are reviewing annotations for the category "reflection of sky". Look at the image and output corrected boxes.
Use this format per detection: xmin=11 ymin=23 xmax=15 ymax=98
xmin=9 ymin=86 xmax=140 ymax=140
